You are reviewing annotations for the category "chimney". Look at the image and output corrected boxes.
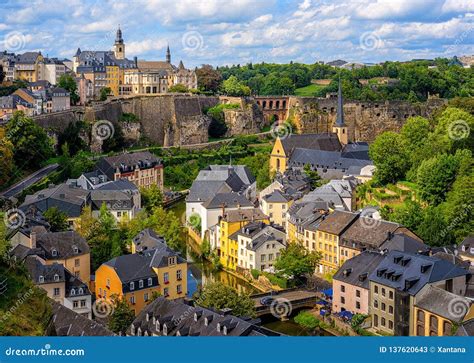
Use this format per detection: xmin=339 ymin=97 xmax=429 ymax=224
xmin=221 ymin=203 xmax=226 ymax=217
xmin=30 ymin=231 xmax=37 ymax=248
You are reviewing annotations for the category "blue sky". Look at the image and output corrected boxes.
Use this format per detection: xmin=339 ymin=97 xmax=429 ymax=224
xmin=0 ymin=0 xmax=473 ymax=67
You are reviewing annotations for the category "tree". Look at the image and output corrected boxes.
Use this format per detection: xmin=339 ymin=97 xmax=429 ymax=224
xmin=140 ymin=185 xmax=163 ymax=213
xmin=57 ymin=121 xmax=88 ymax=156
xmin=0 ymin=128 xmax=14 ymax=187
xmin=168 ymin=84 xmax=188 ymax=93
xmin=303 ymin=164 xmax=322 ymax=189
xmin=222 ymin=76 xmax=250 ymax=96
xmin=101 ymin=121 xmax=125 ymax=153
xmin=5 ymin=112 xmax=53 ymax=169
xmin=274 ymin=242 xmax=321 ymax=280
xmin=195 ymin=282 xmax=255 ymax=317
xmin=0 ymin=216 xmax=9 ymax=261
xmin=417 ymin=206 xmax=451 ymax=246
xmin=43 ymin=207 xmax=69 ymax=232
xmin=369 ymin=132 xmax=409 ymax=184
xmin=57 ymin=74 xmax=79 ymax=104
xmin=196 ymin=65 xmax=222 ymax=93
xmin=107 ymin=295 xmax=135 ymax=335
xmin=389 ymin=200 xmax=424 ymax=232
xmin=99 ymin=87 xmax=112 ymax=101
xmin=416 ymin=153 xmax=462 ymax=205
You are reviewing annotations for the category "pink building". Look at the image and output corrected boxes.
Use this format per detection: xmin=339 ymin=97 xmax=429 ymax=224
xmin=332 ymin=251 xmax=384 ymax=315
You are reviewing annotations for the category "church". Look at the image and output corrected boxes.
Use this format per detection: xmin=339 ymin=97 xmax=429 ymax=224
xmin=269 ymin=80 xmax=373 ymax=180
xmin=72 ymin=26 xmax=197 ymax=98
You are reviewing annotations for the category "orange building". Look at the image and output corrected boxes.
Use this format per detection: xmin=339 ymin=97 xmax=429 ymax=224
xmin=95 ymin=243 xmax=187 ymax=315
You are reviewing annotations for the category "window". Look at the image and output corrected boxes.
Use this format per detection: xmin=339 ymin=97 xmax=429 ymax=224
xmin=54 ymin=274 xmax=59 ymax=282
xmin=374 ymin=314 xmax=378 ymax=327
xmin=269 ymin=254 xmax=274 ymax=261
xmin=52 ymin=249 xmax=58 ymax=257
xmin=144 ymin=293 xmax=149 ymax=302
xmin=106 ymin=278 xmax=110 ymax=288
xmin=341 ymin=296 xmax=345 ymax=304
xmin=374 ymin=285 xmax=378 ymax=294
xmin=177 ymin=284 xmax=182 ymax=294
xmin=130 ymin=296 xmax=135 ymax=304
xmin=340 ymin=285 xmax=345 ymax=293
xmin=139 ymin=280 xmax=144 ymax=288
xmin=429 ymin=315 xmax=438 ymax=336
xmin=356 ymin=290 xmax=360 ymax=297
xmin=381 ymin=303 xmax=386 ymax=311
xmin=148 ymin=278 xmax=153 ymax=286
xmin=266 ymin=244 xmax=270 ymax=249
xmin=73 ymin=301 xmax=79 ymax=308
xmin=443 ymin=321 xmax=452 ymax=336
xmin=356 ymin=301 xmax=361 ymax=309
xmin=374 ymin=300 xmax=378 ymax=308
xmin=381 ymin=317 xmax=386 ymax=327
xmin=130 ymin=282 xmax=135 ymax=290
xmin=381 ymin=288 xmax=386 ymax=297
xmin=39 ymin=276 xmax=44 ymax=283
xmin=164 ymin=288 xmax=169 ymax=297
xmin=261 ymin=255 xmax=266 ymax=262
xmin=164 ymin=272 xmax=169 ymax=284
xmin=53 ymin=288 xmax=60 ymax=296
xmin=389 ymin=290 xmax=394 ymax=299
xmin=81 ymin=300 xmax=86 ymax=307
xmin=75 ymin=258 xmax=80 ymax=267
xmin=389 ymin=306 xmax=393 ymax=314
xmin=177 ymin=270 xmax=182 ymax=280
xmin=389 ymin=320 xmax=393 ymax=330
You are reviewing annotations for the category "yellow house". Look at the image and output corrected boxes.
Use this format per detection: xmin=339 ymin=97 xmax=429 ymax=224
xmin=219 ymin=208 xmax=269 ymax=271
xmin=106 ymin=65 xmax=121 ymax=96
xmin=260 ymin=190 xmax=293 ymax=229
xmin=95 ymin=247 xmax=187 ymax=315
xmin=15 ymin=52 xmax=44 ymax=82
xmin=315 ymin=210 xmax=358 ymax=274
xmin=413 ymin=285 xmax=472 ymax=336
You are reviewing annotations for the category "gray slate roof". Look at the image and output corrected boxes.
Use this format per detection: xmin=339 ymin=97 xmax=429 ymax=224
xmin=380 ymin=233 xmax=429 ymax=254
xmin=279 ymin=133 xmax=342 ymax=156
xmin=333 ymin=251 xmax=385 ymax=289
xmin=35 ymin=231 xmax=90 ymax=260
xmin=369 ymin=250 xmax=469 ymax=296
xmin=132 ymin=228 xmax=167 ymax=253
xmin=96 ymin=151 xmax=162 ymax=180
xmin=201 ymin=192 xmax=253 ymax=209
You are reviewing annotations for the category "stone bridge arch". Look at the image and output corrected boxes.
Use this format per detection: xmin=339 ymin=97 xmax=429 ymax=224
xmin=255 ymin=96 xmax=289 ymax=123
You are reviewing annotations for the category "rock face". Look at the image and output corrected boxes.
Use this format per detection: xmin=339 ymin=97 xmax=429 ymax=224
xmin=221 ymin=97 xmax=264 ymax=136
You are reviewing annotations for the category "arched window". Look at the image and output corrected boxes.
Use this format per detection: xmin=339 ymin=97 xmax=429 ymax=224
xmin=429 ymin=315 xmax=438 ymax=336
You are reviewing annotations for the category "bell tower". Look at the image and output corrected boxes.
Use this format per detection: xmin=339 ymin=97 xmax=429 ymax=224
xmin=114 ymin=25 xmax=125 ymax=59
xmin=332 ymin=78 xmax=349 ymax=146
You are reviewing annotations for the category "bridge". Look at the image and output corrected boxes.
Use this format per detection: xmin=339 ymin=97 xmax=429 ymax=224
xmin=252 ymin=288 xmax=320 ymax=318
xmin=254 ymin=96 xmax=289 ymax=123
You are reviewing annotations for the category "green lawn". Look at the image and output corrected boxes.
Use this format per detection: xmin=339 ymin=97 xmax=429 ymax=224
xmin=294 ymin=84 xmax=324 ymax=96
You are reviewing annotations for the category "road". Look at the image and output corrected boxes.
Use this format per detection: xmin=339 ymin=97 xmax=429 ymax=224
xmin=0 ymin=163 xmax=60 ymax=199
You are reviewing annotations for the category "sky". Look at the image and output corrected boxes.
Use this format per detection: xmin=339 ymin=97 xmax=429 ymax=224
xmin=0 ymin=0 xmax=473 ymax=67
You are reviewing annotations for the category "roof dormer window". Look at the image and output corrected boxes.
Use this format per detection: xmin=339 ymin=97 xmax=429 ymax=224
xmin=139 ymin=280 xmax=144 ymax=288
xmin=130 ymin=282 xmax=135 ymax=290
xmin=78 ymin=288 xmax=84 ymax=294
xmin=39 ymin=275 xmax=44 ymax=283
xmin=71 ymin=288 xmax=76 ymax=295
xmin=73 ymin=245 xmax=79 ymax=254
xmin=51 ymin=249 xmax=58 ymax=257
xmin=216 ymin=323 xmax=221 ymax=332
xmin=54 ymin=274 xmax=59 ymax=282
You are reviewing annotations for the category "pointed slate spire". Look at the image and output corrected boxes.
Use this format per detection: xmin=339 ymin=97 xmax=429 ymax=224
xmin=335 ymin=78 xmax=345 ymax=127
xmin=178 ymin=60 xmax=184 ymax=69
xmin=166 ymin=44 xmax=171 ymax=64
xmin=115 ymin=25 xmax=123 ymax=44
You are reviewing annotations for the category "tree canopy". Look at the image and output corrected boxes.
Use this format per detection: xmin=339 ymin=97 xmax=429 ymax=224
xmin=274 ymin=242 xmax=321 ymax=280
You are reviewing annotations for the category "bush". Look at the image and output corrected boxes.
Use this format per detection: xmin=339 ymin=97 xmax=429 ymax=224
xmin=251 ymin=269 xmax=261 ymax=279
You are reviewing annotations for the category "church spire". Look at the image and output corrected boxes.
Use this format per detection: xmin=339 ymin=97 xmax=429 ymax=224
xmin=166 ymin=44 xmax=171 ymax=64
xmin=115 ymin=24 xmax=123 ymax=44
xmin=335 ymin=78 xmax=345 ymax=127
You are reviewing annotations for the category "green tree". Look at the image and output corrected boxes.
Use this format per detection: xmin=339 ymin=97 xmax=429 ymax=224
xmin=0 ymin=216 xmax=9 ymax=261
xmin=57 ymin=74 xmax=79 ymax=104
xmin=369 ymin=132 xmax=409 ymax=184
xmin=0 ymin=128 xmax=14 ymax=187
xmin=303 ymin=164 xmax=322 ymax=189
xmin=57 ymin=121 xmax=88 ymax=156
xmin=389 ymin=200 xmax=424 ymax=232
xmin=99 ymin=87 xmax=112 ymax=101
xmin=274 ymin=242 xmax=321 ymax=280
xmin=168 ymin=84 xmax=189 ymax=93
xmin=222 ymin=75 xmax=251 ymax=96
xmin=196 ymin=65 xmax=222 ymax=93
xmin=107 ymin=295 xmax=135 ymax=335
xmin=140 ymin=185 xmax=163 ymax=213
xmin=43 ymin=207 xmax=69 ymax=232
xmin=5 ymin=112 xmax=53 ymax=169
xmin=417 ymin=206 xmax=451 ymax=246
xmin=195 ymin=282 xmax=255 ymax=317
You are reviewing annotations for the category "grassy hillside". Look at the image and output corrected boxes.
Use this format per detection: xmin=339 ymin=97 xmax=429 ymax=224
xmin=0 ymin=264 xmax=52 ymax=336
xmin=294 ymin=84 xmax=324 ymax=96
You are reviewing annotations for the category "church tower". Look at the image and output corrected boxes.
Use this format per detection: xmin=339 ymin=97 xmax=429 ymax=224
xmin=166 ymin=45 xmax=171 ymax=64
xmin=332 ymin=78 xmax=349 ymax=146
xmin=114 ymin=25 xmax=125 ymax=59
